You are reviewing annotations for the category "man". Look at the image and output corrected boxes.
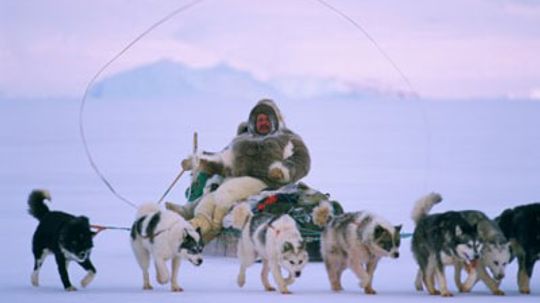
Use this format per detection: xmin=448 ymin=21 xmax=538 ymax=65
xmin=171 ymin=99 xmax=311 ymax=243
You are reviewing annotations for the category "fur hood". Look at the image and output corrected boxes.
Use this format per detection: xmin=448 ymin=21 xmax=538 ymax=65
xmin=236 ymin=99 xmax=286 ymax=135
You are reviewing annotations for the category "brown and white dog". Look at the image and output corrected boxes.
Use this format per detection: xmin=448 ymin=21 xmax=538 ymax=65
xmin=313 ymin=201 xmax=401 ymax=294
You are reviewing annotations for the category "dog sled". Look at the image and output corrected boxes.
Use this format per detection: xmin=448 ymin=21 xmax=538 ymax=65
xmin=169 ymin=172 xmax=344 ymax=261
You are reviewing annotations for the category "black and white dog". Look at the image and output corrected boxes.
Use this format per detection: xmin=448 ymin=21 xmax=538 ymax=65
xmin=229 ymin=203 xmax=308 ymax=294
xmin=495 ymin=202 xmax=540 ymax=294
xmin=28 ymin=189 xmax=96 ymax=291
xmin=411 ymin=193 xmax=483 ymax=297
xmin=130 ymin=203 xmax=204 ymax=292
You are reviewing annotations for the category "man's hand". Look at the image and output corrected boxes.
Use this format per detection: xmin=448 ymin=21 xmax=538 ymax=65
xmin=181 ymin=156 xmax=193 ymax=171
xmin=268 ymin=167 xmax=285 ymax=182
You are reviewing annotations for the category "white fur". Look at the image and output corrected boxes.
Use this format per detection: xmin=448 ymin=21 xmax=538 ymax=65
xmin=131 ymin=203 xmax=203 ymax=292
xmin=80 ymin=271 xmax=95 ymax=288
xmin=269 ymin=161 xmax=291 ymax=183
xmin=234 ymin=204 xmax=308 ymax=294
xmin=411 ymin=192 xmax=442 ymax=223
xmin=283 ymin=140 xmax=294 ymax=159
xmin=31 ymin=249 xmax=50 ymax=287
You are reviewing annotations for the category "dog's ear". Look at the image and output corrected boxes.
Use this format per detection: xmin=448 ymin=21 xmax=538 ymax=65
xmin=77 ymin=216 xmax=90 ymax=226
xmin=395 ymin=224 xmax=402 ymax=232
xmin=195 ymin=227 xmax=202 ymax=236
xmin=282 ymin=241 xmax=294 ymax=253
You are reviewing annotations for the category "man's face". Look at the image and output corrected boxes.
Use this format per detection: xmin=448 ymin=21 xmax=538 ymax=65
xmin=255 ymin=113 xmax=272 ymax=135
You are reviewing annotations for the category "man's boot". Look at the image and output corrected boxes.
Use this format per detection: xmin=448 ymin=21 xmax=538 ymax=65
xmin=165 ymin=202 xmax=195 ymax=220
xmin=190 ymin=214 xmax=218 ymax=244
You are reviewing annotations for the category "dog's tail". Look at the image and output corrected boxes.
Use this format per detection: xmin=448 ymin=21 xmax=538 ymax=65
xmin=230 ymin=203 xmax=253 ymax=230
xmin=136 ymin=202 xmax=160 ymax=219
xmin=27 ymin=189 xmax=52 ymax=221
xmin=312 ymin=201 xmax=334 ymax=227
xmin=411 ymin=192 xmax=442 ymax=224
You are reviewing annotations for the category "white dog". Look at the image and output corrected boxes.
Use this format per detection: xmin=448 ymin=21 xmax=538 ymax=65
xmin=130 ymin=203 xmax=204 ymax=291
xmin=230 ymin=203 xmax=308 ymax=294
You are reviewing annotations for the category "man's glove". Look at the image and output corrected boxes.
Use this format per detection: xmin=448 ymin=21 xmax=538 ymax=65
xmin=268 ymin=166 xmax=285 ymax=182
xmin=181 ymin=156 xmax=193 ymax=171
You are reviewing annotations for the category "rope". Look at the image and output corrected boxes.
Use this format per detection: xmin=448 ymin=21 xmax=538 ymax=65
xmin=157 ymin=169 xmax=186 ymax=204
xmin=80 ymin=0 xmax=431 ymax=209
xmin=91 ymin=224 xmax=131 ymax=236
xmin=313 ymin=0 xmax=431 ymax=192
xmin=79 ymin=0 xmax=206 ymax=209
xmin=313 ymin=0 xmax=418 ymax=96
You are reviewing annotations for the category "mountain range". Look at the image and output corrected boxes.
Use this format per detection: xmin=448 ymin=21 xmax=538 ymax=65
xmin=90 ymin=60 xmax=389 ymax=100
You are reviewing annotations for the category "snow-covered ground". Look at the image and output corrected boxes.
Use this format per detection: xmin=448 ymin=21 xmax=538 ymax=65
xmin=1 ymin=96 xmax=539 ymax=302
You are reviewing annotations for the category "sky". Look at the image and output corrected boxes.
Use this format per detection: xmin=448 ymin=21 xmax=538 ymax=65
xmin=1 ymin=0 xmax=540 ymax=99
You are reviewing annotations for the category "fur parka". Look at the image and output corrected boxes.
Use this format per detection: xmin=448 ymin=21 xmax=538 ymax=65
xmin=200 ymin=99 xmax=310 ymax=189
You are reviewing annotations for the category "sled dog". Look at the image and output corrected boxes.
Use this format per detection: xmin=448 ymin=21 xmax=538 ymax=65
xmin=312 ymin=201 xmax=401 ymax=294
xmin=411 ymin=193 xmax=482 ymax=297
xmin=495 ymin=203 xmax=540 ymax=294
xmin=28 ymin=189 xmax=96 ymax=291
xmin=452 ymin=210 xmax=510 ymax=295
xmin=231 ymin=203 xmax=308 ymax=294
xmin=130 ymin=203 xmax=203 ymax=291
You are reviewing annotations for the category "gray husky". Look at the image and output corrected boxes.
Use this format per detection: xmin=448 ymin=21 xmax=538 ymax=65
xmin=452 ymin=211 xmax=510 ymax=295
xmin=313 ymin=201 xmax=401 ymax=294
xmin=411 ymin=193 xmax=483 ymax=297
xmin=230 ymin=203 xmax=308 ymax=294
xmin=415 ymin=210 xmax=511 ymax=295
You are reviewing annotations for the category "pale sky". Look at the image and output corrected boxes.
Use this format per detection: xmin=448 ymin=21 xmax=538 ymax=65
xmin=1 ymin=0 xmax=540 ymax=99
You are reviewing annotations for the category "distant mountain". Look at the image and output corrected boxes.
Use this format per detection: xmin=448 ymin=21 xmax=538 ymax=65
xmin=90 ymin=60 xmax=281 ymax=100
xmin=90 ymin=59 xmax=405 ymax=101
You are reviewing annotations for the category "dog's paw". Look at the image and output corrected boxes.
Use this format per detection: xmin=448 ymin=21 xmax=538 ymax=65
xmin=331 ymin=284 xmax=343 ymax=292
xmin=428 ymin=289 xmax=441 ymax=296
xmin=81 ymin=271 xmax=95 ymax=288
xmin=264 ymin=286 xmax=276 ymax=292
xmin=280 ymin=289 xmax=292 ymax=295
xmin=31 ymin=272 xmax=39 ymax=287
xmin=359 ymin=279 xmax=369 ymax=289
xmin=492 ymin=289 xmax=505 ymax=296
xmin=441 ymin=291 xmax=453 ymax=297
xmin=237 ymin=274 xmax=246 ymax=288
xmin=519 ymin=288 xmax=530 ymax=295
xmin=364 ymin=286 xmax=377 ymax=295
xmin=171 ymin=285 xmax=184 ymax=292
xmin=65 ymin=286 xmax=77 ymax=292
xmin=143 ymin=283 xmax=153 ymax=290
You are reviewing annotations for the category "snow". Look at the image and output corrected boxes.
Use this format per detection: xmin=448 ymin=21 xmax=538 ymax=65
xmin=1 ymin=96 xmax=539 ymax=302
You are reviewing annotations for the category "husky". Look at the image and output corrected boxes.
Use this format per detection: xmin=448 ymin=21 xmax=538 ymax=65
xmin=130 ymin=203 xmax=204 ymax=291
xmin=452 ymin=210 xmax=511 ymax=295
xmin=28 ymin=189 xmax=96 ymax=291
xmin=312 ymin=201 xmax=401 ymax=294
xmin=495 ymin=202 xmax=540 ymax=294
xmin=230 ymin=203 xmax=308 ymax=294
xmin=411 ymin=193 xmax=483 ymax=297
